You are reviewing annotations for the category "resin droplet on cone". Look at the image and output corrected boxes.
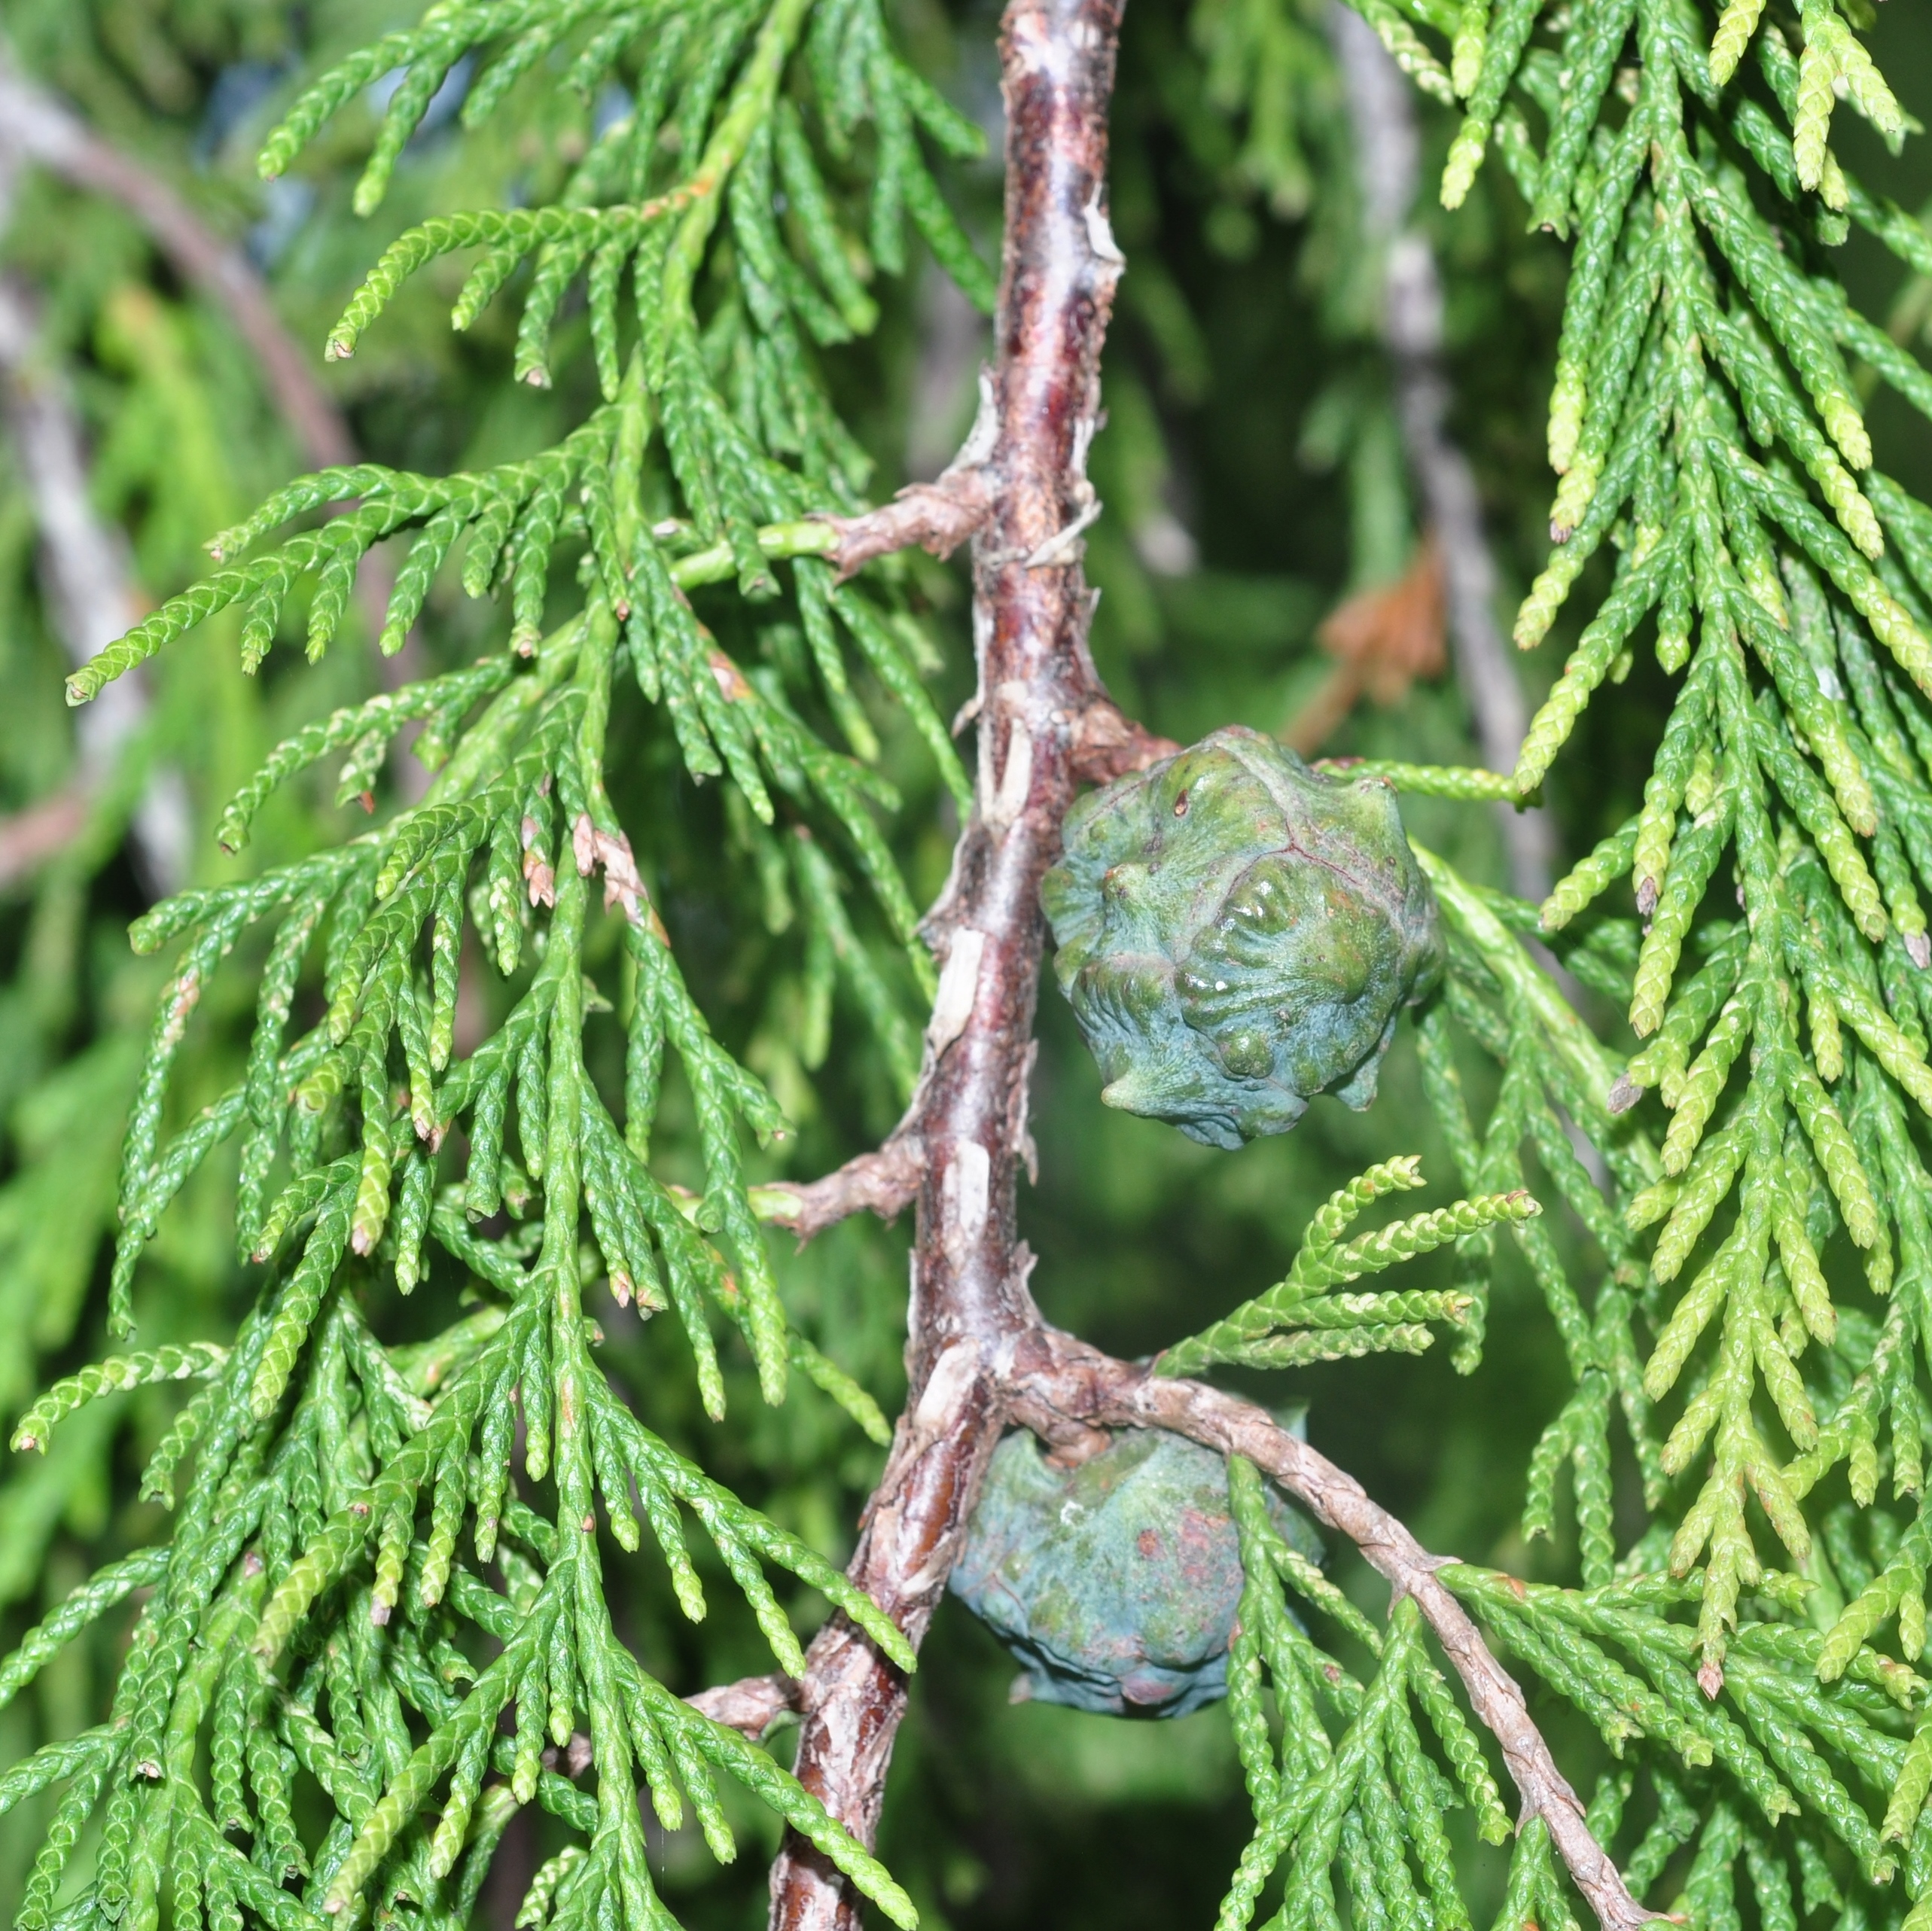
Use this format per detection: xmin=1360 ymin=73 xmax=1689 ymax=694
xmin=1041 ymin=726 xmax=1443 ymax=1148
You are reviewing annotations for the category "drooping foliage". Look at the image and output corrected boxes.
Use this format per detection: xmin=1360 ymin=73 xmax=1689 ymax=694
xmin=0 ymin=0 xmax=987 ymax=1921
xmin=1185 ymin=3 xmax=1932 ymax=1924
xmin=7 ymin=0 xmax=1932 ymax=1929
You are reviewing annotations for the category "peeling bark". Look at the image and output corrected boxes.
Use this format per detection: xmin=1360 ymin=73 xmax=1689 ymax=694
xmin=760 ymin=4 xmax=1652 ymax=1929
xmin=758 ymin=1138 xmax=925 ymax=1243
xmin=765 ymin=0 xmax=1124 ymax=1919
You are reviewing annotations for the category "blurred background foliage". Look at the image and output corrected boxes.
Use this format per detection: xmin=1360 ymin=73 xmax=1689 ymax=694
xmin=2 ymin=0 xmax=1930 ymax=1926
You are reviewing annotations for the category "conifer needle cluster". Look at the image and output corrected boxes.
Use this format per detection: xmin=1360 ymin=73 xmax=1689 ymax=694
xmin=15 ymin=0 xmax=1932 ymax=1926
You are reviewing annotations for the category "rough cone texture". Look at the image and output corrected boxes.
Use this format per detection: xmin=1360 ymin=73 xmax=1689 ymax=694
xmin=949 ymin=1426 xmax=1322 ymax=1715
xmin=1041 ymin=726 xmax=1443 ymax=1147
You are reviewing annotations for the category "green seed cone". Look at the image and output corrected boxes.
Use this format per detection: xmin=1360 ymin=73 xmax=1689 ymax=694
xmin=949 ymin=1425 xmax=1323 ymax=1716
xmin=1042 ymin=728 xmax=1443 ymax=1149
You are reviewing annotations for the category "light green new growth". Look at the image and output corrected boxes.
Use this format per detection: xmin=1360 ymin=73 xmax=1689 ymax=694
xmin=1157 ymin=1160 xmax=1539 ymax=1377
xmin=1171 ymin=5 xmax=1932 ymax=1926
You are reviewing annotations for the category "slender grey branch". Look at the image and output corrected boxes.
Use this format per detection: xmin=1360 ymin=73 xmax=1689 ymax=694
xmin=0 ymin=270 xmax=188 ymax=891
xmin=0 ymin=46 xmax=354 ymax=474
xmin=0 ymin=48 xmax=410 ymax=849
xmin=1327 ymin=2 xmax=1554 ymax=900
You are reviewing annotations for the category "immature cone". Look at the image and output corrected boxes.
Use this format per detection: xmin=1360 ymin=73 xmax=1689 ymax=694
xmin=1041 ymin=726 xmax=1443 ymax=1149
xmin=949 ymin=1427 xmax=1323 ymax=1716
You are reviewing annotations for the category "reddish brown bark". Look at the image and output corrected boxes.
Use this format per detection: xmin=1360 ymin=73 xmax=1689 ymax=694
xmin=1067 ymin=693 xmax=1179 ymax=784
xmin=760 ymin=2 xmax=1654 ymax=1928
xmin=764 ymin=0 xmax=1125 ymax=1921
xmin=752 ymin=1317 xmax=1656 ymax=1931
xmin=819 ymin=474 xmax=995 ymax=581
xmin=757 ymin=1138 xmax=925 ymax=1243
xmin=685 ymin=1672 xmax=797 ymax=1740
